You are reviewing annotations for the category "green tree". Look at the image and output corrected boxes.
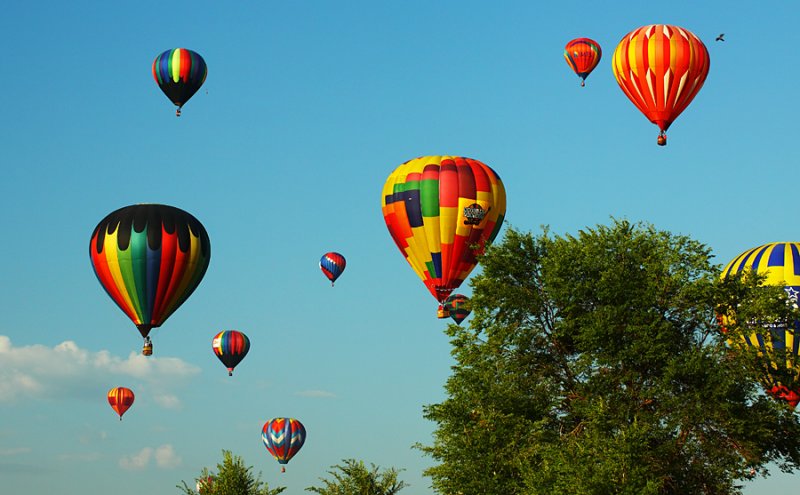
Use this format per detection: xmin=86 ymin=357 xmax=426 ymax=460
xmin=306 ymin=458 xmax=408 ymax=495
xmin=420 ymin=220 xmax=800 ymax=495
xmin=177 ymin=450 xmax=285 ymax=495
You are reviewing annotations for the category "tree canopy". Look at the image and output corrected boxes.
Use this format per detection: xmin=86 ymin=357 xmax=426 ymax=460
xmin=420 ymin=220 xmax=800 ymax=495
xmin=177 ymin=450 xmax=285 ymax=495
xmin=306 ymin=458 xmax=408 ymax=495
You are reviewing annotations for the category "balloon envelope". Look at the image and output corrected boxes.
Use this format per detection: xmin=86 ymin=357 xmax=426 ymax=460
xmin=320 ymin=252 xmax=346 ymax=285
xmin=445 ymin=294 xmax=472 ymax=325
xmin=564 ymin=38 xmax=601 ymax=85
xmin=381 ymin=156 xmax=506 ymax=309
xmin=89 ymin=204 xmax=211 ymax=347
xmin=262 ymin=418 xmax=306 ymax=468
xmin=721 ymin=242 xmax=800 ymax=409
xmin=612 ymin=25 xmax=709 ymax=141
xmin=152 ymin=48 xmax=207 ymax=114
xmin=212 ymin=330 xmax=250 ymax=376
xmin=108 ymin=386 xmax=135 ymax=419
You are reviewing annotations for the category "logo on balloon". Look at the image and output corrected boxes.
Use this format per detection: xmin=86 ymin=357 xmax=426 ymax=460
xmin=463 ymin=204 xmax=487 ymax=225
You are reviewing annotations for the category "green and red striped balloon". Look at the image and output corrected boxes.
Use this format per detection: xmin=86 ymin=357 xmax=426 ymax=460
xmin=90 ymin=204 xmax=211 ymax=355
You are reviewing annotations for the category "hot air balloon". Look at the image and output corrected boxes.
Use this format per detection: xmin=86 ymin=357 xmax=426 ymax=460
xmin=212 ymin=330 xmax=250 ymax=376
xmin=320 ymin=252 xmax=346 ymax=286
xmin=444 ymin=294 xmax=472 ymax=325
xmin=108 ymin=386 xmax=135 ymax=420
xmin=262 ymin=418 xmax=306 ymax=472
xmin=381 ymin=156 xmax=506 ymax=317
xmin=89 ymin=204 xmax=211 ymax=356
xmin=564 ymin=38 xmax=602 ymax=87
xmin=612 ymin=25 xmax=710 ymax=146
xmin=721 ymin=242 xmax=800 ymax=409
xmin=152 ymin=48 xmax=207 ymax=116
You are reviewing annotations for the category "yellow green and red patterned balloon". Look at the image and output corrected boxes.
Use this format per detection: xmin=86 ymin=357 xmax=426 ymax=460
xmin=381 ymin=156 xmax=506 ymax=316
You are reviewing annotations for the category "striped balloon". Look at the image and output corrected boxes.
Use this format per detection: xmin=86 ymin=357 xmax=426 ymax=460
xmin=262 ymin=418 xmax=306 ymax=471
xmin=152 ymin=48 xmax=207 ymax=116
xmin=564 ymin=38 xmax=601 ymax=87
xmin=320 ymin=252 xmax=346 ymax=286
xmin=612 ymin=25 xmax=710 ymax=145
xmin=90 ymin=204 xmax=211 ymax=354
xmin=212 ymin=330 xmax=250 ymax=376
xmin=107 ymin=386 xmax=135 ymax=420
xmin=721 ymin=242 xmax=800 ymax=408
xmin=381 ymin=156 xmax=506 ymax=314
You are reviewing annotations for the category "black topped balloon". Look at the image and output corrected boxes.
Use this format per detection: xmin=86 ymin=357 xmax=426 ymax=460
xmin=152 ymin=48 xmax=207 ymax=116
xmin=89 ymin=204 xmax=211 ymax=355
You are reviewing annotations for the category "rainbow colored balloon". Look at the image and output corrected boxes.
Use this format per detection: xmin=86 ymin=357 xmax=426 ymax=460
xmin=721 ymin=242 xmax=800 ymax=409
xmin=212 ymin=330 xmax=250 ymax=376
xmin=320 ymin=252 xmax=346 ymax=286
xmin=107 ymin=386 xmax=135 ymax=420
xmin=262 ymin=417 xmax=306 ymax=472
xmin=564 ymin=37 xmax=601 ymax=87
xmin=89 ymin=204 xmax=211 ymax=355
xmin=152 ymin=48 xmax=207 ymax=116
xmin=381 ymin=156 xmax=506 ymax=316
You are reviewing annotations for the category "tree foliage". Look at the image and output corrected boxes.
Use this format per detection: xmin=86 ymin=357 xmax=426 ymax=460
xmin=306 ymin=458 xmax=408 ymax=495
xmin=420 ymin=220 xmax=800 ymax=495
xmin=177 ymin=450 xmax=285 ymax=495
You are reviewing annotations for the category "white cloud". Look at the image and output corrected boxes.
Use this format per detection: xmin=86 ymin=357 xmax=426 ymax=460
xmin=119 ymin=447 xmax=152 ymax=470
xmin=295 ymin=389 xmax=336 ymax=398
xmin=0 ymin=447 xmax=31 ymax=456
xmin=0 ymin=335 xmax=200 ymax=408
xmin=119 ymin=444 xmax=181 ymax=470
xmin=154 ymin=444 xmax=181 ymax=468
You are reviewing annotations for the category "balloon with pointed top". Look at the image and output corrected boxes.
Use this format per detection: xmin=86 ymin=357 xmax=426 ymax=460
xmin=320 ymin=252 xmax=346 ymax=286
xmin=262 ymin=417 xmax=306 ymax=472
xmin=381 ymin=156 xmax=506 ymax=317
xmin=152 ymin=48 xmax=207 ymax=116
xmin=108 ymin=387 xmax=135 ymax=420
xmin=212 ymin=330 xmax=250 ymax=376
xmin=564 ymin=38 xmax=601 ymax=87
xmin=89 ymin=204 xmax=211 ymax=356
xmin=721 ymin=242 xmax=800 ymax=409
xmin=612 ymin=25 xmax=710 ymax=146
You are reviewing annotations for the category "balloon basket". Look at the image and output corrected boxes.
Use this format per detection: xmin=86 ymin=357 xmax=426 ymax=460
xmin=437 ymin=306 xmax=450 ymax=318
xmin=142 ymin=343 xmax=153 ymax=356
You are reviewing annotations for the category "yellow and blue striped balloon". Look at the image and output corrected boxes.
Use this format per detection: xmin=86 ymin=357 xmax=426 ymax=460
xmin=721 ymin=242 xmax=800 ymax=407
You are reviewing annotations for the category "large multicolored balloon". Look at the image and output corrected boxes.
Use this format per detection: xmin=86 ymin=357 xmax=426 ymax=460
xmin=382 ymin=156 xmax=506 ymax=317
xmin=320 ymin=252 xmax=346 ymax=286
xmin=212 ymin=330 xmax=250 ymax=376
xmin=108 ymin=386 xmax=135 ymax=420
xmin=90 ymin=204 xmax=211 ymax=356
xmin=721 ymin=242 xmax=800 ymax=409
xmin=262 ymin=417 xmax=306 ymax=472
xmin=152 ymin=48 xmax=207 ymax=116
xmin=612 ymin=25 xmax=710 ymax=146
xmin=444 ymin=294 xmax=472 ymax=325
xmin=564 ymin=38 xmax=601 ymax=87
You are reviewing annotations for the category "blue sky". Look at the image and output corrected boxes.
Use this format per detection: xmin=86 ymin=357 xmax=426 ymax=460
xmin=1 ymin=1 xmax=798 ymax=493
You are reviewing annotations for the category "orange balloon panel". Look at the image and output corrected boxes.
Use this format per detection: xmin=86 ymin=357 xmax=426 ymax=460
xmin=381 ymin=156 xmax=506 ymax=304
xmin=612 ymin=24 xmax=710 ymax=133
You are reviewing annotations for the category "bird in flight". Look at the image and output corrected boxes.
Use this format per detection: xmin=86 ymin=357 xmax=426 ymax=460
xmin=716 ymin=33 xmax=725 ymax=42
